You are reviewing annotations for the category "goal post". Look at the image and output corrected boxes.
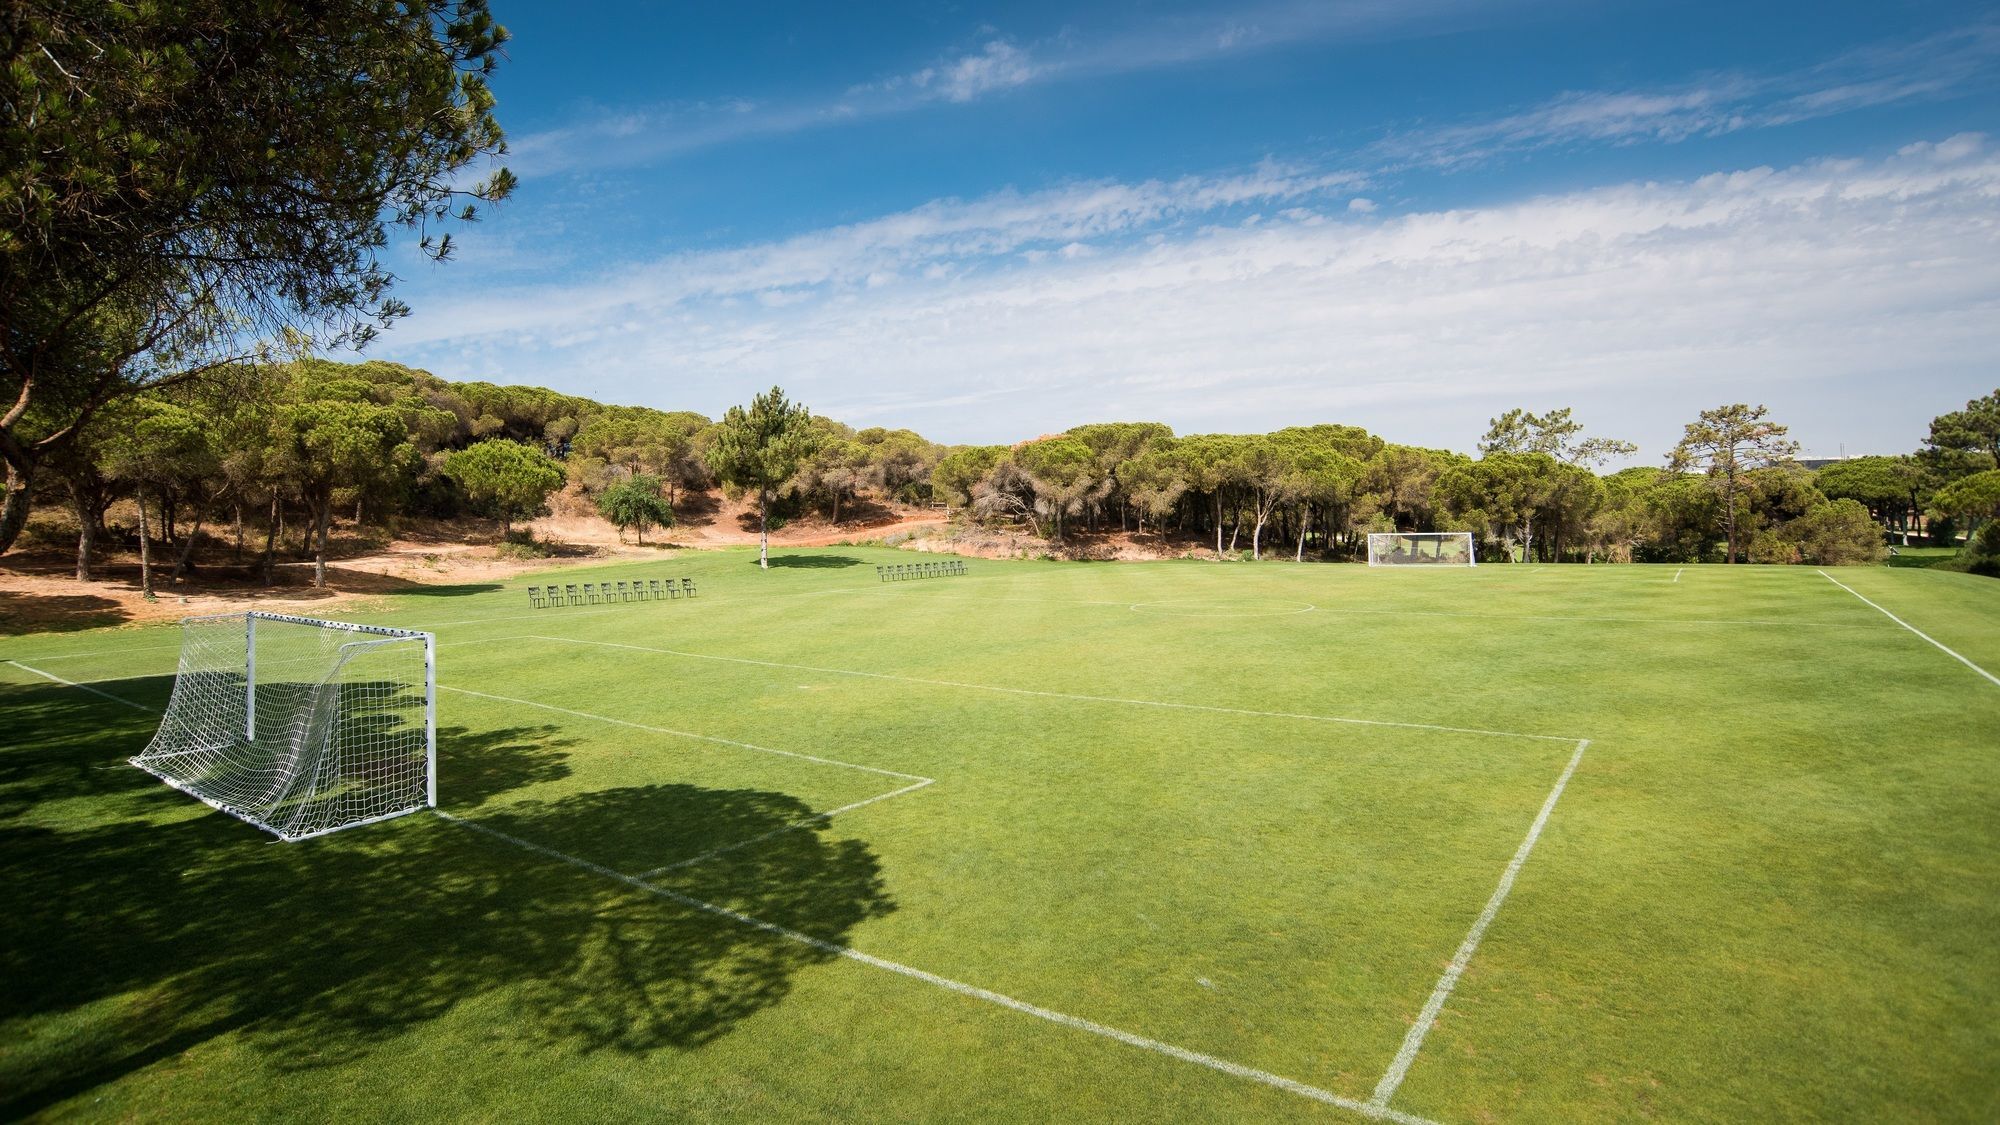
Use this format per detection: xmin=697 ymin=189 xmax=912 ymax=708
xmin=131 ymin=611 xmax=436 ymax=841
xmin=1367 ymin=531 xmax=1478 ymax=567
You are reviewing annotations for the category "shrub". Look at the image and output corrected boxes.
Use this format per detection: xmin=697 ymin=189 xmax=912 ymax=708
xmin=1792 ymin=499 xmax=1887 ymax=565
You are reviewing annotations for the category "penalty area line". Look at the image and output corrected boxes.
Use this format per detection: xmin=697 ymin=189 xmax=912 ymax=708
xmin=437 ymin=684 xmax=930 ymax=782
xmin=439 ymin=810 xmax=1439 ymax=1125
xmin=1368 ymin=737 xmax=1589 ymax=1109
xmin=4 ymin=660 xmax=153 ymax=711
xmin=1818 ymin=571 xmax=2000 ymax=689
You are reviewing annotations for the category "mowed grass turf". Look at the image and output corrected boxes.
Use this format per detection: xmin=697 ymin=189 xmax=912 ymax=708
xmin=2 ymin=548 xmax=1997 ymax=1122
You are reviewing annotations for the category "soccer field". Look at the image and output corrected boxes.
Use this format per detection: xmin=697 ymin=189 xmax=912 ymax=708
xmin=3 ymin=548 xmax=1997 ymax=1122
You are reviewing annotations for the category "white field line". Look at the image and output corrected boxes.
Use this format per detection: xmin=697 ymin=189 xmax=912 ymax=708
xmin=7 ymin=642 xmax=184 ymax=663
xmin=527 ymin=635 xmax=1582 ymax=744
xmin=1367 ymin=738 xmax=1591 ymax=1109
xmin=4 ymin=660 xmax=153 ymax=711
xmin=1818 ymin=571 xmax=2000 ymax=689
xmin=438 ymin=684 xmax=928 ymax=781
xmin=799 ymin=588 xmax=1886 ymax=630
xmin=1318 ymin=607 xmax=1879 ymax=630
xmin=1673 ymin=569 xmax=1683 ymax=583
xmin=439 ymin=810 xmax=1440 ymax=1125
xmin=634 ymin=779 xmax=936 ymax=878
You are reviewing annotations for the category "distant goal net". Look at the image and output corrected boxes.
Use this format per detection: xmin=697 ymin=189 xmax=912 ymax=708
xmin=131 ymin=612 xmax=435 ymax=841
xmin=1367 ymin=532 xmax=1477 ymax=567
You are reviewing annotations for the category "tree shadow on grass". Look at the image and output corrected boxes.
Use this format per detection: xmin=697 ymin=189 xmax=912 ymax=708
xmin=0 ymin=677 xmax=897 ymax=1116
xmin=755 ymin=554 xmax=865 ymax=569
xmin=0 ymin=590 xmax=131 ymax=634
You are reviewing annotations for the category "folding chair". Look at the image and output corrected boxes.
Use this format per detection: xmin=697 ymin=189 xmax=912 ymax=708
xmin=615 ymin=581 xmax=629 ymax=602
xmin=682 ymin=577 xmax=697 ymax=598
xmin=526 ymin=585 xmax=540 ymax=608
xmin=876 ymin=566 xmax=885 ymax=582
xmin=564 ymin=584 xmax=580 ymax=607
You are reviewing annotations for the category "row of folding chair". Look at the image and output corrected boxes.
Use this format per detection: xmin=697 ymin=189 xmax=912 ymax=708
xmin=876 ymin=561 xmax=965 ymax=582
xmin=526 ymin=577 xmax=697 ymax=608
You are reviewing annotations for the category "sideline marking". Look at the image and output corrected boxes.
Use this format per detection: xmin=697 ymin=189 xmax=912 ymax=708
xmin=438 ymin=684 xmax=929 ymax=781
xmin=527 ymin=635 xmax=1583 ymax=744
xmin=440 ymin=810 xmax=1440 ymax=1125
xmin=1818 ymin=571 xmax=2000 ymax=689
xmin=1368 ymin=738 xmax=1590 ymax=1108
xmin=4 ymin=660 xmax=153 ymax=711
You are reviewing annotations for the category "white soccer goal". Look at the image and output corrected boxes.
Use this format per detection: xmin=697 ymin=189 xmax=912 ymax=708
xmin=131 ymin=611 xmax=436 ymax=841
xmin=1367 ymin=531 xmax=1478 ymax=567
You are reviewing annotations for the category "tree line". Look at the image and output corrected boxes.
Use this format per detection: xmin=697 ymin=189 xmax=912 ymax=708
xmin=14 ymin=360 xmax=1999 ymax=587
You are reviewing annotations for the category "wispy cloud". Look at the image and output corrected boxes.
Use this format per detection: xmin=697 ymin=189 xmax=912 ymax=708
xmin=507 ymin=0 xmax=1490 ymax=176
xmin=1376 ymin=23 xmax=2000 ymax=167
xmin=384 ymin=135 xmax=2000 ymax=457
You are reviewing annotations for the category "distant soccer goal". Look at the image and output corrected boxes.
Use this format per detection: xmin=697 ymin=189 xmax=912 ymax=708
xmin=131 ymin=612 xmax=435 ymax=842
xmin=1367 ymin=531 xmax=1477 ymax=567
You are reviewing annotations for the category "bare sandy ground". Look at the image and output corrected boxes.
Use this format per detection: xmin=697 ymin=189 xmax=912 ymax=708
xmin=0 ymin=493 xmax=949 ymax=633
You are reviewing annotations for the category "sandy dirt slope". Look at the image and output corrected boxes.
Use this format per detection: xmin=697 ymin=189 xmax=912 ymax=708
xmin=0 ymin=491 xmax=946 ymax=633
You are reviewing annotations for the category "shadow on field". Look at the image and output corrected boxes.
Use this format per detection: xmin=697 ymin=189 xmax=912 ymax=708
xmin=384 ymin=581 xmax=505 ymax=597
xmin=0 ymin=676 xmax=897 ymax=1117
xmin=756 ymin=554 xmax=864 ymax=569
xmin=0 ymin=589 xmax=131 ymax=633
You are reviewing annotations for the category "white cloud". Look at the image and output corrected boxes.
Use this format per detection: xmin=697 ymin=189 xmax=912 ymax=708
xmin=1375 ymin=24 xmax=1999 ymax=168
xmin=383 ymin=137 xmax=2000 ymax=458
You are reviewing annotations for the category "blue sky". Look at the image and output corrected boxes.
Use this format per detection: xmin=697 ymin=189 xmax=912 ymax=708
xmin=375 ymin=0 xmax=2000 ymax=461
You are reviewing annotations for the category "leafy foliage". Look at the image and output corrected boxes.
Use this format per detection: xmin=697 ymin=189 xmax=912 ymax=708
xmin=709 ymin=387 xmax=822 ymax=568
xmin=443 ymin=441 xmax=566 ymax=537
xmin=596 ymin=474 xmax=677 ymax=545
xmin=2 ymin=0 xmax=514 ymax=553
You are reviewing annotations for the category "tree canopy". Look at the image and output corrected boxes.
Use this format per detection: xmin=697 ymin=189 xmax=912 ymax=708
xmin=443 ymin=440 xmax=566 ymax=538
xmin=709 ymin=387 xmax=821 ymax=569
xmin=2 ymin=0 xmax=514 ymax=554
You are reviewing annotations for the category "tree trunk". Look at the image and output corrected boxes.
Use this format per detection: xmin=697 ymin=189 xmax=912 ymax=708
xmin=1296 ymin=506 xmax=1309 ymax=562
xmin=69 ymin=482 xmax=98 ymax=581
xmin=172 ymin=511 xmax=204 ymax=580
xmin=0 ymin=457 xmax=34 ymax=557
xmin=262 ymin=496 xmax=280 ymax=587
xmin=832 ymin=488 xmax=841 ymax=525
xmin=1214 ymin=493 xmax=1224 ymax=559
xmin=313 ymin=501 xmax=330 ymax=588
xmin=758 ymin=487 xmax=770 ymax=569
xmin=1723 ymin=473 xmax=1738 ymax=563
xmin=136 ymin=495 xmax=155 ymax=598
xmin=232 ymin=504 xmax=245 ymax=560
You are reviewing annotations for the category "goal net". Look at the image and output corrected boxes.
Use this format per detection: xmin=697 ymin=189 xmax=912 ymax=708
xmin=131 ymin=611 xmax=436 ymax=841
xmin=1367 ymin=532 xmax=1477 ymax=567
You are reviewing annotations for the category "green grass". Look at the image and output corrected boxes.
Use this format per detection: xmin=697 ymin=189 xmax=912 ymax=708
xmin=1886 ymin=546 xmax=1962 ymax=569
xmin=3 ymin=548 xmax=1997 ymax=1122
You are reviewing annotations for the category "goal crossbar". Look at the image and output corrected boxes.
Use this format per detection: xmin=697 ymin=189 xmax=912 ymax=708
xmin=131 ymin=611 xmax=437 ymax=841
